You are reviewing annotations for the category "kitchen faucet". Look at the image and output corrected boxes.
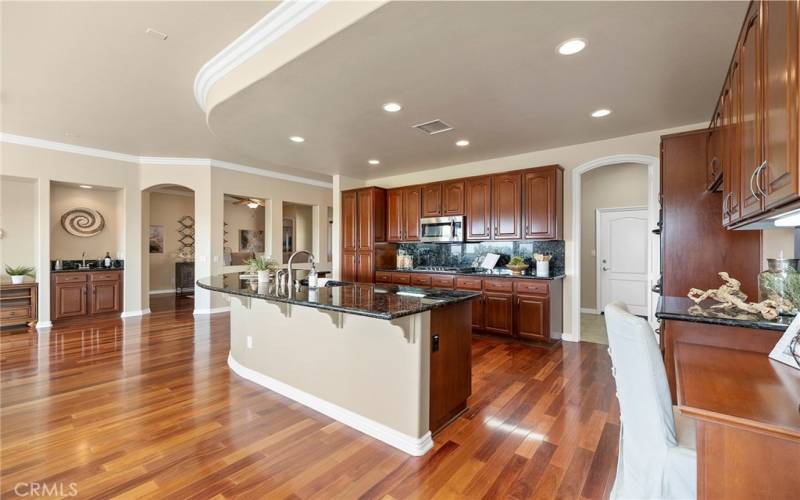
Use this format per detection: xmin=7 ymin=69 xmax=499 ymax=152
xmin=81 ymin=251 xmax=87 ymax=269
xmin=287 ymin=250 xmax=315 ymax=288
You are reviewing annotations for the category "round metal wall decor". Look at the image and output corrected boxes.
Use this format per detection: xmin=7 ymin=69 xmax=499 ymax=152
xmin=61 ymin=207 xmax=105 ymax=237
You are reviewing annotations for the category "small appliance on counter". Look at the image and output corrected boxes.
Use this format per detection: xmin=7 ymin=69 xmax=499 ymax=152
xmin=420 ymin=216 xmax=464 ymax=243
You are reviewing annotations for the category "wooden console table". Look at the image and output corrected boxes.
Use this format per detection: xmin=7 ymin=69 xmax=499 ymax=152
xmin=1 ymin=282 xmax=38 ymax=327
xmin=674 ymin=341 xmax=800 ymax=499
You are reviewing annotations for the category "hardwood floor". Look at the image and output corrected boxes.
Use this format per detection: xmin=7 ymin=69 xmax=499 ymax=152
xmin=0 ymin=304 xmax=619 ymax=499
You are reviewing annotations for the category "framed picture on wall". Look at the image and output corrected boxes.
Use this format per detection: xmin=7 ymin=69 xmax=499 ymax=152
xmin=239 ymin=230 xmax=264 ymax=253
xmin=149 ymin=225 xmax=164 ymax=254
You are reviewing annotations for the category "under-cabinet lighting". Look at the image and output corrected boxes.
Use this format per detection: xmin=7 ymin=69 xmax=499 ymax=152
xmin=773 ymin=210 xmax=800 ymax=227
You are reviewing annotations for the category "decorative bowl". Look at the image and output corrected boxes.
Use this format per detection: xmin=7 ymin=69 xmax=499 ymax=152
xmin=506 ymin=263 xmax=529 ymax=276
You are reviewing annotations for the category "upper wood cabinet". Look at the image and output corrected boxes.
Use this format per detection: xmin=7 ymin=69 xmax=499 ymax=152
xmin=523 ymin=166 xmax=564 ymax=240
xmin=387 ymin=187 xmax=420 ymax=242
xmin=465 ymin=176 xmax=492 ymax=240
xmin=492 ymin=173 xmax=522 ymax=240
xmin=738 ymin=4 xmax=763 ymax=221
xmin=341 ymin=187 xmax=386 ymax=282
xmin=421 ymin=183 xmax=442 ymax=217
xmin=342 ymin=190 xmax=358 ymax=252
xmin=442 ymin=180 xmax=465 ymax=215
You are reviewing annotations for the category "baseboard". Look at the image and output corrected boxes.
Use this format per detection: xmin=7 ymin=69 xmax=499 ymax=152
xmin=149 ymin=289 xmax=176 ymax=295
xmin=228 ymin=352 xmax=434 ymax=456
xmin=120 ymin=308 xmax=151 ymax=318
xmin=580 ymin=308 xmax=601 ymax=315
xmin=193 ymin=306 xmax=230 ymax=315
xmin=35 ymin=321 xmax=53 ymax=329
xmin=561 ymin=333 xmax=580 ymax=343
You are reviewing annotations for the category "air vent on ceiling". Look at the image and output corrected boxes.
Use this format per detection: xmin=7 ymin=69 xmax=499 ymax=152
xmin=413 ymin=119 xmax=453 ymax=135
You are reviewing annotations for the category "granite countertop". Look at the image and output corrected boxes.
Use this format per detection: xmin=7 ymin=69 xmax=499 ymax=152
xmin=655 ymin=296 xmax=792 ymax=332
xmin=51 ymin=267 xmax=124 ymax=273
xmin=376 ymin=268 xmax=565 ymax=280
xmin=197 ymin=273 xmax=482 ymax=320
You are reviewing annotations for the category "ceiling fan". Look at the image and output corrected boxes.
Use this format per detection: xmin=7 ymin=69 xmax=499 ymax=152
xmin=230 ymin=195 xmax=265 ymax=209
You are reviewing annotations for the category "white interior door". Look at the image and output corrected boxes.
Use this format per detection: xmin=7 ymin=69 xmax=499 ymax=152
xmin=597 ymin=207 xmax=649 ymax=316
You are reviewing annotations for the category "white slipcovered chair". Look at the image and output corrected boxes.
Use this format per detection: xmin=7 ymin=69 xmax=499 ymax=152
xmin=604 ymin=302 xmax=697 ymax=500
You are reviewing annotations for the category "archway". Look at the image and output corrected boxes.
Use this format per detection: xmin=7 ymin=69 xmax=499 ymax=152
xmin=569 ymin=154 xmax=660 ymax=342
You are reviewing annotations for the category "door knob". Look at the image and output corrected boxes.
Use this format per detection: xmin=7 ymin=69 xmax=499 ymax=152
xmin=602 ymin=266 xmax=609 ymax=271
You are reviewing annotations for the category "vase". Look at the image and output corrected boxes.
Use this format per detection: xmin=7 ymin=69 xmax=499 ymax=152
xmin=10 ymin=275 xmax=24 ymax=284
xmin=257 ymin=270 xmax=271 ymax=283
xmin=506 ymin=264 xmax=528 ymax=276
xmin=536 ymin=261 xmax=550 ymax=278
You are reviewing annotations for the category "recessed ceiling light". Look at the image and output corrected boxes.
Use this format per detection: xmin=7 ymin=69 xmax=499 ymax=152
xmin=368 ymin=159 xmax=381 ymax=165
xmin=382 ymin=102 xmax=402 ymax=112
xmin=455 ymin=139 xmax=470 ymax=147
xmin=591 ymin=108 xmax=612 ymax=118
xmin=79 ymin=185 xmax=93 ymax=189
xmin=145 ymin=28 xmax=168 ymax=40
xmin=289 ymin=136 xmax=305 ymax=143
xmin=557 ymin=38 xmax=587 ymax=55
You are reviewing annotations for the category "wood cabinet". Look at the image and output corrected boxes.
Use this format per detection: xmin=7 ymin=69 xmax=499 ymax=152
xmin=387 ymin=187 xmax=420 ymax=242
xmin=429 ymin=301 xmax=472 ymax=433
xmin=175 ymin=262 xmax=194 ymax=296
xmin=516 ymin=294 xmax=548 ymax=341
xmin=52 ymin=271 xmax=122 ymax=321
xmin=483 ymin=292 xmax=513 ymax=336
xmin=340 ymin=187 xmax=386 ymax=282
xmin=465 ymin=176 xmax=492 ymax=240
xmin=523 ymin=166 xmax=563 ymax=240
xmin=421 ymin=183 xmax=442 ymax=217
xmin=1 ymin=283 xmax=38 ymax=327
xmin=738 ymin=4 xmax=763 ymax=221
xmin=491 ymin=173 xmax=522 ymax=240
xmin=442 ymin=180 xmax=465 ymax=216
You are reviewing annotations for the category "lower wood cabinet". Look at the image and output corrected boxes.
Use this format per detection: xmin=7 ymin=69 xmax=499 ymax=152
xmin=0 ymin=283 xmax=38 ymax=327
xmin=516 ymin=294 xmax=548 ymax=341
xmin=483 ymin=292 xmax=513 ymax=336
xmin=52 ymin=271 xmax=123 ymax=320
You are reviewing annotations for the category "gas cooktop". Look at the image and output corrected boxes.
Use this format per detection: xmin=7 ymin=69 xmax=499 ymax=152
xmin=414 ymin=266 xmax=477 ymax=273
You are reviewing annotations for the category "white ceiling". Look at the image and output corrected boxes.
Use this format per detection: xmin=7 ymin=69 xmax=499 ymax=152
xmin=3 ymin=1 xmax=747 ymax=182
xmin=208 ymin=0 xmax=747 ymax=179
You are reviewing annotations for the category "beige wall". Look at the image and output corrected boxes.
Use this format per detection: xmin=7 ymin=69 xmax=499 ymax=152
xmin=148 ymin=191 xmax=195 ymax=292
xmin=282 ymin=202 xmax=313 ymax=262
xmin=50 ymin=183 xmax=123 ymax=261
xmin=579 ymin=163 xmax=649 ymax=310
xmin=762 ymin=228 xmax=796 ymax=268
xmin=224 ymin=199 xmax=266 ymax=253
xmin=0 ymin=176 xmax=37 ymax=283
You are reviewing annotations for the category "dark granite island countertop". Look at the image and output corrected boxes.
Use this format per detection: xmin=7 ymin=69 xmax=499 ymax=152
xmin=198 ymin=273 xmax=481 ymax=320
xmin=656 ymin=296 xmax=792 ymax=332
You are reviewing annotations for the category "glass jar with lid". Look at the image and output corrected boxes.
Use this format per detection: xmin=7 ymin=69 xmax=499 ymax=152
xmin=758 ymin=258 xmax=800 ymax=315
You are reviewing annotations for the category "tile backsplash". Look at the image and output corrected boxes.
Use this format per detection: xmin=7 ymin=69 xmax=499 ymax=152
xmin=397 ymin=241 xmax=565 ymax=276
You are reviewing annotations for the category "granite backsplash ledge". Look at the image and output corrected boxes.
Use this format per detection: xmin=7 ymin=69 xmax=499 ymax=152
xmin=397 ymin=241 xmax=565 ymax=276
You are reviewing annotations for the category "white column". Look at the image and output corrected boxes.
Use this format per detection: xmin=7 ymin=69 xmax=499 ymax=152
xmin=36 ymin=178 xmax=51 ymax=328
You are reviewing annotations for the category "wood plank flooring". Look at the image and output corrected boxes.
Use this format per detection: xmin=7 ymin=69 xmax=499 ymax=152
xmin=0 ymin=298 xmax=619 ymax=499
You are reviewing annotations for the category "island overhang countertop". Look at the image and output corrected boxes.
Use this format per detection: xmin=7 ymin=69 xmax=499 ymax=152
xmin=197 ymin=273 xmax=481 ymax=320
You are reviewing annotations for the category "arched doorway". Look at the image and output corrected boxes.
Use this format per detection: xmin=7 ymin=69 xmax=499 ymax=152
xmin=570 ymin=154 xmax=660 ymax=342
xmin=141 ymin=184 xmax=196 ymax=313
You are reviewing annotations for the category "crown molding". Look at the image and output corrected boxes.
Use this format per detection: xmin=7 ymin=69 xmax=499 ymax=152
xmin=193 ymin=0 xmax=328 ymax=112
xmin=1 ymin=132 xmax=333 ymax=189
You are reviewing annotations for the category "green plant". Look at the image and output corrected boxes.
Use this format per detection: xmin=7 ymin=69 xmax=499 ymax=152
xmin=4 ymin=265 xmax=35 ymax=277
xmin=508 ymin=256 xmax=526 ymax=266
xmin=246 ymin=256 xmax=279 ymax=272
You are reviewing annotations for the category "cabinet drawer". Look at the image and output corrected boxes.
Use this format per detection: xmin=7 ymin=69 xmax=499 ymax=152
xmin=90 ymin=271 xmax=121 ymax=282
xmin=1 ymin=306 xmax=31 ymax=320
xmin=430 ymin=274 xmax=454 ymax=289
xmin=391 ymin=273 xmax=411 ymax=284
xmin=515 ymin=280 xmax=549 ymax=295
xmin=410 ymin=274 xmax=432 ymax=287
xmin=375 ymin=271 xmax=393 ymax=283
xmin=455 ymin=277 xmax=482 ymax=291
xmin=54 ymin=273 xmax=87 ymax=283
xmin=484 ymin=279 xmax=513 ymax=293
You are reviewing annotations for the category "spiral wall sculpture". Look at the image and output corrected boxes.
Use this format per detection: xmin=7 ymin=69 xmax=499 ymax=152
xmin=61 ymin=207 xmax=105 ymax=237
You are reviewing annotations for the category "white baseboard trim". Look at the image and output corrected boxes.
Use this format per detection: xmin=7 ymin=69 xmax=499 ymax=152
xmin=228 ymin=352 xmax=434 ymax=456
xmin=36 ymin=321 xmax=53 ymax=329
xmin=193 ymin=306 xmax=230 ymax=315
xmin=149 ymin=289 xmax=176 ymax=295
xmin=580 ymin=308 xmax=601 ymax=315
xmin=121 ymin=308 xmax=151 ymax=318
xmin=561 ymin=333 xmax=580 ymax=343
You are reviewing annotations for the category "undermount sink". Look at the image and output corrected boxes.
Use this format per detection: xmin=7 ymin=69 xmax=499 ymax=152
xmin=298 ymin=279 xmax=349 ymax=287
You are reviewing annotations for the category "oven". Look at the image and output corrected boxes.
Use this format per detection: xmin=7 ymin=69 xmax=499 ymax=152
xmin=420 ymin=216 xmax=464 ymax=243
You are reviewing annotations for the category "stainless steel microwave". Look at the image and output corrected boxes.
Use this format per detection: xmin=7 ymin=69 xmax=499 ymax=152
xmin=420 ymin=216 xmax=464 ymax=242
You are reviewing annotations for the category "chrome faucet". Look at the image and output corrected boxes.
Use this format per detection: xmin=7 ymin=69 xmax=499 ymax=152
xmin=288 ymin=250 xmax=316 ymax=288
xmin=81 ymin=251 xmax=87 ymax=269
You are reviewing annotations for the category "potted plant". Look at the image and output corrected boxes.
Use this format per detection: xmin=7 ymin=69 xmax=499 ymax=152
xmin=5 ymin=265 xmax=35 ymax=285
xmin=505 ymin=256 xmax=528 ymax=275
xmin=246 ymin=256 xmax=279 ymax=283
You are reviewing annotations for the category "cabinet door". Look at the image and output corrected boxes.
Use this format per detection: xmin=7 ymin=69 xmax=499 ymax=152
xmin=465 ymin=177 xmax=491 ymax=240
xmin=726 ymin=66 xmax=743 ymax=224
xmin=342 ymin=191 xmax=358 ymax=251
xmin=483 ymin=292 xmax=513 ymax=336
xmin=516 ymin=294 xmax=549 ymax=342
xmin=421 ymin=183 xmax=442 ymax=217
xmin=524 ymin=167 xmax=562 ymax=239
xmin=492 ymin=173 xmax=522 ymax=240
xmin=470 ymin=295 xmax=484 ymax=330
xmin=90 ymin=281 xmax=120 ymax=314
xmin=54 ymin=283 xmax=87 ymax=319
xmin=341 ymin=251 xmax=357 ymax=282
xmin=403 ymin=188 xmax=421 ymax=241
xmin=762 ymin=0 xmax=800 ymax=209
xmin=738 ymin=6 xmax=764 ymax=220
xmin=442 ymin=180 xmax=465 ymax=216
xmin=356 ymin=251 xmax=374 ymax=283
xmin=357 ymin=189 xmax=374 ymax=251
xmin=706 ymin=110 xmax=723 ymax=190
xmin=387 ymin=189 xmax=403 ymax=242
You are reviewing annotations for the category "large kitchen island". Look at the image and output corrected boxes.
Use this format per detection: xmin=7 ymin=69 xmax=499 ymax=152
xmin=198 ymin=274 xmax=479 ymax=455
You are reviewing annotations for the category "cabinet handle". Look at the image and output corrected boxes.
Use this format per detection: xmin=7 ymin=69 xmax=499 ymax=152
xmin=756 ymin=161 xmax=768 ymax=198
xmin=750 ymin=161 xmax=767 ymax=199
xmin=723 ymin=192 xmax=733 ymax=214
